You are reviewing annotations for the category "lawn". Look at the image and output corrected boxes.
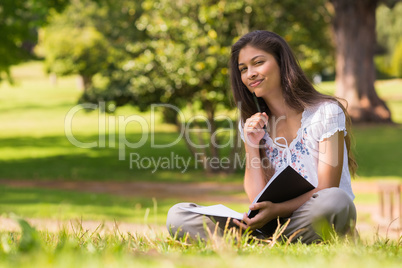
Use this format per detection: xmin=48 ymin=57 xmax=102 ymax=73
xmin=1 ymin=62 xmax=401 ymax=182
xmin=0 ymin=224 xmax=401 ymax=267
xmin=0 ymin=62 xmax=401 ymax=267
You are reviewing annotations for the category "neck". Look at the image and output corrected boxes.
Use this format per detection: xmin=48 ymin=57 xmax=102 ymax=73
xmin=261 ymin=92 xmax=293 ymax=118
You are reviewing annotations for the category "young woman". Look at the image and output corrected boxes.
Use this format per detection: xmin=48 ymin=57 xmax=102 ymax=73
xmin=166 ymin=30 xmax=357 ymax=244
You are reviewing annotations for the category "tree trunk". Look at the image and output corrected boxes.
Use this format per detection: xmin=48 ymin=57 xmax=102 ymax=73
xmin=175 ymin=101 xmax=241 ymax=175
xmin=76 ymin=75 xmax=92 ymax=92
xmin=330 ymin=0 xmax=392 ymax=123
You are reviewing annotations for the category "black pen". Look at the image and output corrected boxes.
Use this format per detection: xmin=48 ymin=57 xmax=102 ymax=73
xmin=252 ymin=92 xmax=268 ymax=135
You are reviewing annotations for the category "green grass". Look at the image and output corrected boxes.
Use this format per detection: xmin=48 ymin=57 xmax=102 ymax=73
xmin=0 ymin=185 xmax=169 ymax=224
xmin=1 ymin=62 xmax=401 ymax=182
xmin=0 ymin=185 xmax=248 ymax=225
xmin=0 ymin=219 xmax=400 ymax=268
xmin=0 ymin=61 xmax=401 ymax=211
xmin=353 ymin=125 xmax=402 ymax=178
xmin=0 ymin=61 xmax=242 ymax=182
xmin=0 ymin=61 xmax=401 ymax=216
xmin=1 ymin=61 xmax=402 ymax=267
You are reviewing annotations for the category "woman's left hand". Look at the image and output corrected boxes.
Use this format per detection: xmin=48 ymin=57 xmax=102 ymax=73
xmin=232 ymin=201 xmax=277 ymax=231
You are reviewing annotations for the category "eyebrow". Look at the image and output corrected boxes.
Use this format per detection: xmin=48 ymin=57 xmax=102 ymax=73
xmin=238 ymin=55 xmax=265 ymax=66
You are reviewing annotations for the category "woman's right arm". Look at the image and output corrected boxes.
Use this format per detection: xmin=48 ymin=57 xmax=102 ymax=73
xmin=242 ymin=112 xmax=269 ymax=202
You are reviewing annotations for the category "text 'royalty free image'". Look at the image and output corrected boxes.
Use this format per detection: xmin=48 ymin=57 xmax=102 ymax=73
xmin=129 ymin=152 xmax=251 ymax=173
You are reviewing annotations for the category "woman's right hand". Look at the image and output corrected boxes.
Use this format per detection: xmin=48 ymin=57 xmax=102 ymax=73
xmin=243 ymin=112 xmax=269 ymax=148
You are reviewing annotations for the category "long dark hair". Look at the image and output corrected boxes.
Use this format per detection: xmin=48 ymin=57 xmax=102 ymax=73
xmin=230 ymin=30 xmax=357 ymax=178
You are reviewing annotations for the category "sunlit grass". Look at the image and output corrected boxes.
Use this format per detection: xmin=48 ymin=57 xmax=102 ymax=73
xmin=0 ymin=218 xmax=400 ymax=268
xmin=1 ymin=61 xmax=401 ymax=181
xmin=0 ymin=61 xmax=401 ymax=267
xmin=0 ymin=61 xmax=401 ymax=214
xmin=0 ymin=185 xmax=248 ymax=224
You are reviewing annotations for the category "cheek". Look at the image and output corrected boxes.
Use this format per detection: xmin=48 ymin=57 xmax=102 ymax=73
xmin=274 ymin=70 xmax=281 ymax=83
xmin=240 ymin=74 xmax=248 ymax=86
xmin=266 ymin=66 xmax=281 ymax=83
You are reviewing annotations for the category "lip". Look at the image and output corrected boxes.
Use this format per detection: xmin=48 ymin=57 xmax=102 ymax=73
xmin=249 ymin=79 xmax=264 ymax=87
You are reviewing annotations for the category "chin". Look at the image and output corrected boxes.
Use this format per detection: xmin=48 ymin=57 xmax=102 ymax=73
xmin=252 ymin=89 xmax=262 ymax=97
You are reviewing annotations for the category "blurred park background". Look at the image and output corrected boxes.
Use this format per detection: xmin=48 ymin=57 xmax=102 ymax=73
xmin=0 ymin=0 xmax=402 ymax=264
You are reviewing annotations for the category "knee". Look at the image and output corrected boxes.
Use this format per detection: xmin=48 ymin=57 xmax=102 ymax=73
xmin=311 ymin=188 xmax=353 ymax=214
xmin=310 ymin=187 xmax=356 ymax=233
xmin=166 ymin=202 xmax=189 ymax=234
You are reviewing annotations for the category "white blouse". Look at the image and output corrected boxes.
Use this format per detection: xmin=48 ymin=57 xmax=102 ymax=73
xmin=239 ymin=101 xmax=355 ymax=200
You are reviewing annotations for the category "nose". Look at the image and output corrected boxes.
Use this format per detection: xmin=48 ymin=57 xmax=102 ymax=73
xmin=247 ymin=68 xmax=257 ymax=80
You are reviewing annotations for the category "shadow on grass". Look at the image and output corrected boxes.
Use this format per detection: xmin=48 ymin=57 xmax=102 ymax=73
xmin=0 ymin=185 xmax=176 ymax=223
xmin=353 ymin=124 xmax=402 ymax=178
xmin=0 ymin=102 xmax=76 ymax=114
xmin=1 ymin=124 xmax=401 ymax=181
xmin=0 ymin=133 xmax=242 ymax=182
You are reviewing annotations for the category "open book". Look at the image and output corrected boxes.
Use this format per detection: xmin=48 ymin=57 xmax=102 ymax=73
xmin=180 ymin=165 xmax=315 ymax=236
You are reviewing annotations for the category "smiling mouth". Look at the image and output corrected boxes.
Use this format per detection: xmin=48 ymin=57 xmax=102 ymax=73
xmin=249 ymin=79 xmax=263 ymax=87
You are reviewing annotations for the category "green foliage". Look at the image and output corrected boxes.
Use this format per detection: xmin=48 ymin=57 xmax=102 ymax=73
xmin=35 ymin=0 xmax=334 ymax=111
xmin=0 ymin=0 xmax=69 ymax=82
xmin=390 ymin=39 xmax=402 ymax=76
xmin=0 ymin=62 xmax=402 ymax=266
xmin=40 ymin=26 xmax=109 ymax=77
xmin=71 ymin=0 xmax=333 ymax=172
xmin=95 ymin=0 xmax=333 ymax=109
xmin=36 ymin=0 xmax=126 ymax=90
xmin=375 ymin=2 xmax=402 ymax=77
xmin=1 ymin=62 xmax=402 ymax=180
xmin=37 ymin=0 xmax=145 ymax=94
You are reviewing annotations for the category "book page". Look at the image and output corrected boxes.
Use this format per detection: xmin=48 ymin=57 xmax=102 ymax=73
xmin=180 ymin=204 xmax=243 ymax=220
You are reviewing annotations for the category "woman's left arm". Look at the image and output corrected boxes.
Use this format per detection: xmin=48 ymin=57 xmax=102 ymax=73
xmin=233 ymin=131 xmax=345 ymax=230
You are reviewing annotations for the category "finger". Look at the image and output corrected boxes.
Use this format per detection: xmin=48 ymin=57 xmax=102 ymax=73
xmin=244 ymin=218 xmax=259 ymax=230
xmin=247 ymin=116 xmax=266 ymax=130
xmin=253 ymin=114 xmax=268 ymax=129
xmin=262 ymin=112 xmax=269 ymax=123
xmin=232 ymin=219 xmax=248 ymax=230
xmin=245 ymin=214 xmax=266 ymax=230
xmin=249 ymin=202 xmax=266 ymax=211
xmin=245 ymin=120 xmax=258 ymax=130
xmin=245 ymin=122 xmax=264 ymax=133
xmin=259 ymin=113 xmax=269 ymax=127
xmin=242 ymin=213 xmax=253 ymax=226
xmin=257 ymin=119 xmax=266 ymax=130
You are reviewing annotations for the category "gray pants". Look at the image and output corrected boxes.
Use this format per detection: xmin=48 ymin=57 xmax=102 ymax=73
xmin=166 ymin=187 xmax=357 ymax=244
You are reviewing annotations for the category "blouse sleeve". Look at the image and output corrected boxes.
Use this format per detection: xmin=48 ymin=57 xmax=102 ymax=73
xmin=312 ymin=102 xmax=347 ymax=142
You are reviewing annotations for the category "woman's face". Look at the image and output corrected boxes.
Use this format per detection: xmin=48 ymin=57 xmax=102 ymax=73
xmin=238 ymin=45 xmax=281 ymax=98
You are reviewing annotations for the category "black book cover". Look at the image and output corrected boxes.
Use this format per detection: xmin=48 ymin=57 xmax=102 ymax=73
xmin=248 ymin=165 xmax=315 ymax=236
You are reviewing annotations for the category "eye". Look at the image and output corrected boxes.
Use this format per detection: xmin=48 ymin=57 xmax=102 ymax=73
xmin=239 ymin=67 xmax=247 ymax=73
xmin=255 ymin=61 xmax=264 ymax=65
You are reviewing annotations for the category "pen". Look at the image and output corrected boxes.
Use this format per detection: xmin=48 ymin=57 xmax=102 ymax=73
xmin=252 ymin=92 xmax=268 ymax=135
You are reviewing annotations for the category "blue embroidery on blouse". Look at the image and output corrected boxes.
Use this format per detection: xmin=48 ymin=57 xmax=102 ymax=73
xmin=264 ymin=127 xmax=313 ymax=180
xmin=272 ymin=148 xmax=278 ymax=158
xmin=291 ymin=154 xmax=297 ymax=163
xmin=295 ymin=141 xmax=303 ymax=152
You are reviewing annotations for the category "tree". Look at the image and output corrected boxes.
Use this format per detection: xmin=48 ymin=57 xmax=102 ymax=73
xmin=376 ymin=2 xmax=402 ymax=77
xmin=81 ymin=0 xmax=333 ymax=173
xmin=37 ymin=0 xmax=112 ymax=91
xmin=329 ymin=0 xmax=401 ymax=123
xmin=37 ymin=0 xmax=145 ymax=97
xmin=0 ymin=0 xmax=69 ymax=82
xmin=40 ymin=0 xmax=333 ymax=173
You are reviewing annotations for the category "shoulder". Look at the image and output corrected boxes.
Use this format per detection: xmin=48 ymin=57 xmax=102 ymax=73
xmin=319 ymin=101 xmax=344 ymax=115
xmin=305 ymin=101 xmax=345 ymax=122
xmin=303 ymin=100 xmax=347 ymax=142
